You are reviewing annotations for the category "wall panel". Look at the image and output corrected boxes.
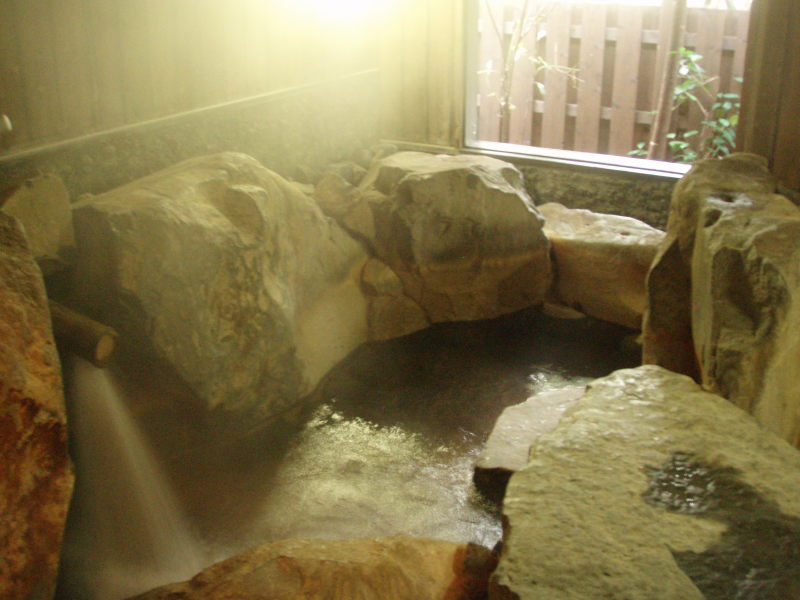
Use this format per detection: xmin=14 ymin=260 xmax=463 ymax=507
xmin=0 ymin=0 xmax=379 ymax=153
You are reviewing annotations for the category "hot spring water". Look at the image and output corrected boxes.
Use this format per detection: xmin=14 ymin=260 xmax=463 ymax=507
xmin=58 ymin=358 xmax=206 ymax=599
xmin=57 ymin=310 xmax=638 ymax=599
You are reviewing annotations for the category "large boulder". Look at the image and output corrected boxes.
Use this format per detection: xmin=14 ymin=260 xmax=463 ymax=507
xmin=0 ymin=213 xmax=74 ymax=600
xmin=540 ymin=202 xmax=664 ymax=329
xmin=643 ymin=153 xmax=800 ymax=445
xmin=72 ymin=152 xmax=369 ymax=420
xmin=320 ymin=152 xmax=551 ymax=339
xmin=132 ymin=535 xmax=496 ymax=600
xmin=491 ymin=365 xmax=800 ymax=600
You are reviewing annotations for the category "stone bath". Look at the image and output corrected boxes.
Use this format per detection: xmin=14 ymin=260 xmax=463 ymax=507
xmin=54 ymin=308 xmax=637 ymax=599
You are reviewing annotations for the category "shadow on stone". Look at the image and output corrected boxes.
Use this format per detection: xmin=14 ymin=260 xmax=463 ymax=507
xmin=644 ymin=452 xmax=800 ymax=600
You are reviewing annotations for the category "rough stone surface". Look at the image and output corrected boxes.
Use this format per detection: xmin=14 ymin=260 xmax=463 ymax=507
xmin=540 ymin=202 xmax=664 ymax=329
xmin=0 ymin=212 xmax=74 ymax=600
xmin=132 ymin=536 xmax=497 ymax=600
xmin=474 ymin=385 xmax=585 ymax=502
xmin=491 ymin=365 xmax=800 ymax=600
xmin=521 ymin=164 xmax=676 ymax=229
xmin=72 ymin=152 xmax=369 ymax=420
xmin=643 ymin=153 xmax=800 ymax=445
xmin=331 ymin=152 xmax=551 ymax=338
xmin=1 ymin=174 xmax=75 ymax=276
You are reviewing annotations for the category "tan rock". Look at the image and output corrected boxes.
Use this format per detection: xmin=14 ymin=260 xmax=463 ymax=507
xmin=132 ymin=535 xmax=496 ymax=600
xmin=360 ymin=257 xmax=430 ymax=341
xmin=643 ymin=153 xmax=800 ymax=445
xmin=474 ymin=385 xmax=585 ymax=502
xmin=0 ymin=212 xmax=74 ymax=600
xmin=72 ymin=152 xmax=369 ymax=420
xmin=344 ymin=152 xmax=551 ymax=333
xmin=1 ymin=174 xmax=75 ymax=275
xmin=491 ymin=365 xmax=800 ymax=600
xmin=540 ymin=202 xmax=664 ymax=329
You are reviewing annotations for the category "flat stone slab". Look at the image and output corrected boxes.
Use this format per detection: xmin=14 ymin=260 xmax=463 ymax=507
xmin=490 ymin=365 xmax=800 ymax=600
xmin=474 ymin=385 xmax=585 ymax=502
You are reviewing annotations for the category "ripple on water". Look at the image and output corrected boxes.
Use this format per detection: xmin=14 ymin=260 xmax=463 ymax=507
xmin=252 ymin=404 xmax=503 ymax=548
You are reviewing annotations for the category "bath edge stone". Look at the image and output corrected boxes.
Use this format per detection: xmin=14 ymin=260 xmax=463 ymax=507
xmin=491 ymin=364 xmax=800 ymax=600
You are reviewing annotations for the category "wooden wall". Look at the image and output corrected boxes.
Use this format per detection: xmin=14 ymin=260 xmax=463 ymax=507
xmin=380 ymin=0 xmax=464 ymax=147
xmin=0 ymin=0 xmax=379 ymax=153
xmin=738 ymin=0 xmax=800 ymax=193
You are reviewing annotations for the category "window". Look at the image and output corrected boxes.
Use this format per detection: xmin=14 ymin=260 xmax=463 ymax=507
xmin=464 ymin=0 xmax=752 ymax=176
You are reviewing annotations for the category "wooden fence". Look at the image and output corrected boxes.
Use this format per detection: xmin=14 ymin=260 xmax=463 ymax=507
xmin=474 ymin=1 xmax=750 ymax=159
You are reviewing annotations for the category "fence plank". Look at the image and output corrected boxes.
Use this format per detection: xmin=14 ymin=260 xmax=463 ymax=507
xmin=540 ymin=3 xmax=572 ymax=149
xmin=477 ymin=9 xmax=502 ymax=143
xmin=608 ymin=7 xmax=644 ymax=155
xmin=651 ymin=0 xmax=676 ymax=111
xmin=508 ymin=5 xmax=536 ymax=146
xmin=575 ymin=4 xmax=607 ymax=152
xmin=688 ymin=8 xmax=727 ymax=136
xmin=732 ymin=10 xmax=750 ymax=88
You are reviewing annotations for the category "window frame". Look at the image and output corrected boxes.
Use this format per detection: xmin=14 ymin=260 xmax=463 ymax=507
xmin=461 ymin=0 xmax=692 ymax=180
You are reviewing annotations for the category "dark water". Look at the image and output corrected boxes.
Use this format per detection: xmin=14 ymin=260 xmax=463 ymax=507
xmin=58 ymin=307 xmax=638 ymax=599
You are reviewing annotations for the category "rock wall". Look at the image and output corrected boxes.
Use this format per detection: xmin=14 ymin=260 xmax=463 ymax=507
xmin=521 ymin=163 xmax=676 ymax=229
xmin=0 ymin=213 xmax=73 ymax=600
xmin=643 ymin=153 xmax=800 ymax=446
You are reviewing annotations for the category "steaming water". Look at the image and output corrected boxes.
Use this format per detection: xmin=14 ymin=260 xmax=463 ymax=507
xmin=58 ymin=358 xmax=206 ymax=600
xmin=58 ymin=309 xmax=638 ymax=597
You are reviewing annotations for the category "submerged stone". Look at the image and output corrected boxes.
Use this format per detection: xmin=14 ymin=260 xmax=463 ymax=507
xmin=490 ymin=365 xmax=800 ymax=600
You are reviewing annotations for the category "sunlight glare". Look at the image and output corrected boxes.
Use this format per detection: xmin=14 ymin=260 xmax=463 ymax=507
xmin=297 ymin=0 xmax=390 ymax=23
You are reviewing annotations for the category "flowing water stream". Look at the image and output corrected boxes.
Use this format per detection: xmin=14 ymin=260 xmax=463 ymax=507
xmin=57 ymin=308 xmax=638 ymax=599
xmin=57 ymin=358 xmax=206 ymax=600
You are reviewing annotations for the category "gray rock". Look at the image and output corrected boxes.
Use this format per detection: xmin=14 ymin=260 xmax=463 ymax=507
xmin=540 ymin=202 xmax=664 ymax=330
xmin=643 ymin=153 xmax=800 ymax=446
xmin=72 ymin=152 xmax=369 ymax=420
xmin=0 ymin=212 xmax=73 ymax=600
xmin=490 ymin=365 xmax=800 ymax=600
